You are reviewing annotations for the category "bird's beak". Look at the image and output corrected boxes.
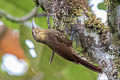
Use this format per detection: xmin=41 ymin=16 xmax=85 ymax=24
xmin=32 ymin=18 xmax=37 ymax=29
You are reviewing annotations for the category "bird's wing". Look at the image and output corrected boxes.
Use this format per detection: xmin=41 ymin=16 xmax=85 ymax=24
xmin=54 ymin=31 xmax=73 ymax=47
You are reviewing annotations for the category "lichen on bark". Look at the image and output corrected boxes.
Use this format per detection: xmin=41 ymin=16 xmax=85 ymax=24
xmin=33 ymin=0 xmax=120 ymax=79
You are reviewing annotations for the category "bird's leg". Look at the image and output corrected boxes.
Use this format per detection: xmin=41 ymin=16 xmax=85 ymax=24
xmin=47 ymin=14 xmax=51 ymax=29
xmin=49 ymin=51 xmax=55 ymax=64
xmin=70 ymin=30 xmax=75 ymax=40
xmin=47 ymin=14 xmax=54 ymax=63
xmin=75 ymin=34 xmax=80 ymax=47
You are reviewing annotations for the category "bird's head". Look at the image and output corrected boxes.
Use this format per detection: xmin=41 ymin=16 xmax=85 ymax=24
xmin=32 ymin=19 xmax=46 ymax=43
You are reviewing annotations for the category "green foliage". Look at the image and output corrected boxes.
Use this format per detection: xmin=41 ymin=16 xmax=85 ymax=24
xmin=62 ymin=64 xmax=97 ymax=80
xmin=0 ymin=0 xmax=47 ymax=29
xmin=0 ymin=0 xmax=27 ymax=29
xmin=98 ymin=2 xmax=107 ymax=10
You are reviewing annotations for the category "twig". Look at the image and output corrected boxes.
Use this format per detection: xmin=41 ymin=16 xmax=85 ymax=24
xmin=0 ymin=7 xmax=47 ymax=23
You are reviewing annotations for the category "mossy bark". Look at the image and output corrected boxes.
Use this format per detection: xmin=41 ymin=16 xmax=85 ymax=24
xmin=34 ymin=0 xmax=120 ymax=79
xmin=108 ymin=0 xmax=120 ymax=46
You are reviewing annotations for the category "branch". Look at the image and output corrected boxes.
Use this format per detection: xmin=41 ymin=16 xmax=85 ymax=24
xmin=34 ymin=0 xmax=120 ymax=79
xmin=0 ymin=7 xmax=47 ymax=23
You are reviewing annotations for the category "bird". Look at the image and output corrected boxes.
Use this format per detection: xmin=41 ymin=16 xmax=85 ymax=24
xmin=32 ymin=19 xmax=102 ymax=73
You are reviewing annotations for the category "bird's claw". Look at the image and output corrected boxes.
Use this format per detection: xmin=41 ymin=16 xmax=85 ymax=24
xmin=49 ymin=51 xmax=55 ymax=64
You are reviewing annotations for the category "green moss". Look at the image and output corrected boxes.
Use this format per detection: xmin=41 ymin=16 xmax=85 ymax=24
xmin=85 ymin=12 xmax=109 ymax=34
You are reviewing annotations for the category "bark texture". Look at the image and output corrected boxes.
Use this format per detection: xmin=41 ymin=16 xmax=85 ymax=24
xmin=33 ymin=0 xmax=120 ymax=79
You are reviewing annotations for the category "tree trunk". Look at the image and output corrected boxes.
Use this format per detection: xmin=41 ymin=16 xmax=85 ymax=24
xmin=32 ymin=0 xmax=120 ymax=79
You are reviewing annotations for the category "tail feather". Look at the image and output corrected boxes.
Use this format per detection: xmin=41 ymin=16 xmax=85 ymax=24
xmin=76 ymin=56 xmax=102 ymax=73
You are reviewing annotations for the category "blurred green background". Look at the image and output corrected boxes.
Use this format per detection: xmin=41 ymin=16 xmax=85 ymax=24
xmin=0 ymin=0 xmax=99 ymax=80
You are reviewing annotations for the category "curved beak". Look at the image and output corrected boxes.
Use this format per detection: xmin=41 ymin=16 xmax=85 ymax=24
xmin=32 ymin=18 xmax=37 ymax=29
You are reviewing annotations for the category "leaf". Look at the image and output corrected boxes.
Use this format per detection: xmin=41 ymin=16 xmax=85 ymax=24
xmin=98 ymin=2 xmax=107 ymax=10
